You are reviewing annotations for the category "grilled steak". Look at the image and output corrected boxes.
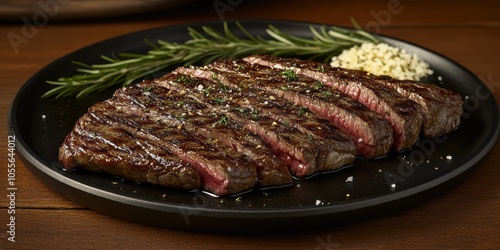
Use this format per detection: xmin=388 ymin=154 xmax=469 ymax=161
xmin=369 ymin=75 xmax=463 ymax=137
xmin=59 ymin=54 xmax=463 ymax=196
xmin=155 ymin=72 xmax=355 ymax=177
xmin=200 ymin=59 xmax=394 ymax=159
xmin=115 ymin=81 xmax=293 ymax=187
xmin=243 ymin=54 xmax=424 ymax=152
xmin=60 ymin=88 xmax=259 ymax=196
xmin=168 ymin=68 xmax=356 ymax=174
xmin=244 ymin=54 xmax=462 ymax=138
xmin=59 ymin=110 xmax=202 ymax=190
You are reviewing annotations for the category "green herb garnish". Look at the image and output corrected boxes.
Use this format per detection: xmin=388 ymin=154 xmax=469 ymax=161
xmin=322 ymin=90 xmax=333 ymax=98
xmin=234 ymin=107 xmax=246 ymax=114
xmin=298 ymin=107 xmax=308 ymax=116
xmin=218 ymin=83 xmax=229 ymax=92
xmin=308 ymin=134 xmax=315 ymax=141
xmin=281 ymin=69 xmax=298 ymax=81
xmin=250 ymin=108 xmax=259 ymax=119
xmin=201 ymin=86 xmax=213 ymax=97
xmin=141 ymin=85 xmax=153 ymax=93
xmin=177 ymin=75 xmax=195 ymax=85
xmin=313 ymin=81 xmax=325 ymax=90
xmin=43 ymin=19 xmax=378 ymax=98
xmin=212 ymin=97 xmax=226 ymax=104
xmin=217 ymin=115 xmax=229 ymax=125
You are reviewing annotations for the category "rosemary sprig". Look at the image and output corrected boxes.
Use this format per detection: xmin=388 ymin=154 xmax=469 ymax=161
xmin=43 ymin=20 xmax=379 ymax=98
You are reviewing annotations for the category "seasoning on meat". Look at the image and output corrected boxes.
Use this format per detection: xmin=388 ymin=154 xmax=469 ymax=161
xmin=59 ymin=55 xmax=463 ymax=196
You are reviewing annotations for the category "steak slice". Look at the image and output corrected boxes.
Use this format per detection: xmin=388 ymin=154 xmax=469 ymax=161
xmin=245 ymin=55 xmax=463 ymax=137
xmin=114 ymin=81 xmax=292 ymax=187
xmin=173 ymin=67 xmax=356 ymax=173
xmin=60 ymin=91 xmax=259 ymax=196
xmin=368 ymin=74 xmax=463 ymax=137
xmin=243 ymin=54 xmax=424 ymax=152
xmin=59 ymin=112 xmax=202 ymax=190
xmin=202 ymin=59 xmax=394 ymax=159
xmin=155 ymin=72 xmax=351 ymax=177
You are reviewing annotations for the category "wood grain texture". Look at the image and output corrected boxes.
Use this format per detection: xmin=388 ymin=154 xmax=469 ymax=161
xmin=1 ymin=0 xmax=499 ymax=248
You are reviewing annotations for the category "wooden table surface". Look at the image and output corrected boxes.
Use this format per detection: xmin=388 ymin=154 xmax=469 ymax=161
xmin=1 ymin=0 xmax=499 ymax=248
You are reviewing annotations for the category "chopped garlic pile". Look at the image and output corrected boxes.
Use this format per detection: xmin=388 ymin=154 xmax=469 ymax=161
xmin=330 ymin=43 xmax=433 ymax=81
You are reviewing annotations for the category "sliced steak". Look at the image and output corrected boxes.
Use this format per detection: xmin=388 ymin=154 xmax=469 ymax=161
xmin=244 ymin=54 xmax=462 ymax=138
xmin=173 ymin=67 xmax=356 ymax=173
xmin=364 ymin=73 xmax=462 ymax=137
xmin=60 ymin=92 xmax=259 ymax=196
xmin=200 ymin=59 xmax=394 ymax=159
xmin=59 ymin=112 xmax=202 ymax=190
xmin=243 ymin=54 xmax=424 ymax=152
xmin=155 ymin=72 xmax=352 ymax=177
xmin=60 ymin=54 xmax=463 ymax=196
xmin=114 ymin=81 xmax=292 ymax=187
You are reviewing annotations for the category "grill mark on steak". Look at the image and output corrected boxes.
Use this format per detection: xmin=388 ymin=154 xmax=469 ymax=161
xmin=59 ymin=109 xmax=202 ymax=190
xmin=109 ymin=105 xmax=259 ymax=196
xmin=154 ymin=73 xmax=342 ymax=177
xmin=61 ymin=95 xmax=259 ymax=196
xmin=174 ymin=66 xmax=356 ymax=173
xmin=243 ymin=54 xmax=424 ymax=152
xmin=362 ymin=73 xmax=462 ymax=137
xmin=201 ymin=59 xmax=394 ymax=159
xmin=113 ymin=81 xmax=292 ymax=187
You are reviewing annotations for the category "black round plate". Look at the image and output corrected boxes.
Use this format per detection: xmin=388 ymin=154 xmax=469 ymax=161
xmin=8 ymin=20 xmax=500 ymax=233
